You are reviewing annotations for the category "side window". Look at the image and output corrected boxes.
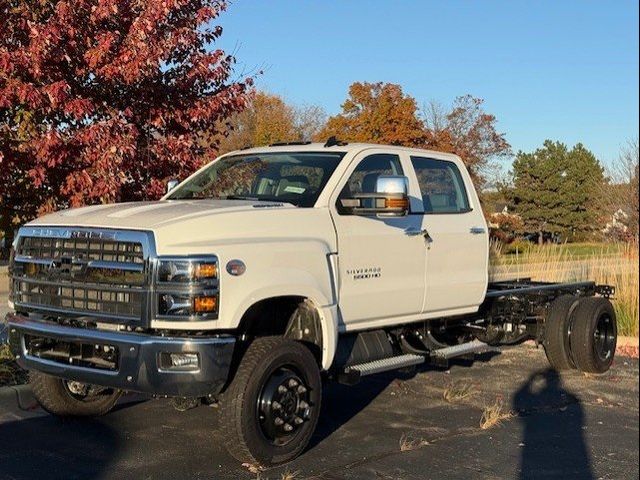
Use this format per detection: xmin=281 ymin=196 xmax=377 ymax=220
xmin=339 ymin=153 xmax=403 ymax=199
xmin=411 ymin=156 xmax=470 ymax=214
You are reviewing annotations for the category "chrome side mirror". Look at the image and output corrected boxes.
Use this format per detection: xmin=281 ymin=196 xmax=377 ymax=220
xmin=340 ymin=175 xmax=410 ymax=216
xmin=166 ymin=179 xmax=179 ymax=194
xmin=375 ymin=175 xmax=408 ymax=196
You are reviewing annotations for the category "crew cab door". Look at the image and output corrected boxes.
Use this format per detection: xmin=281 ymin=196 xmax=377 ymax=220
xmin=330 ymin=150 xmax=426 ymax=329
xmin=410 ymin=155 xmax=488 ymax=314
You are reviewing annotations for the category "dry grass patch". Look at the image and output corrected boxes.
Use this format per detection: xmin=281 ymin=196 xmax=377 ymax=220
xmin=443 ymin=381 xmax=477 ymax=403
xmin=480 ymin=399 xmax=514 ymax=430
xmin=0 ymin=344 xmax=27 ymax=387
xmin=490 ymin=241 xmax=639 ymax=337
xmin=252 ymin=470 xmax=300 ymax=480
xmin=242 ymin=463 xmax=265 ymax=475
xmin=279 ymin=471 xmax=300 ymax=480
xmin=399 ymin=433 xmax=430 ymax=451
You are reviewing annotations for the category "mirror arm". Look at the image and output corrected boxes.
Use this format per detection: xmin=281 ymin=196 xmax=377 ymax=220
xmin=341 ymin=192 xmax=409 ymax=216
xmin=166 ymin=179 xmax=179 ymax=194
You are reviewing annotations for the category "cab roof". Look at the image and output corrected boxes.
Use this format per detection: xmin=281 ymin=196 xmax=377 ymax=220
xmin=228 ymin=142 xmax=461 ymax=163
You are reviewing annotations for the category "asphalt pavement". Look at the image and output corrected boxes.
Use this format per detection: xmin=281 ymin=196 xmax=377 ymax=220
xmin=0 ymin=343 xmax=638 ymax=480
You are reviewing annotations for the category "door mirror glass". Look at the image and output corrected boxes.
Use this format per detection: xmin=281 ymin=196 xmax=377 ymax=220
xmin=166 ymin=179 xmax=179 ymax=194
xmin=375 ymin=175 xmax=408 ymax=195
xmin=340 ymin=175 xmax=410 ymax=216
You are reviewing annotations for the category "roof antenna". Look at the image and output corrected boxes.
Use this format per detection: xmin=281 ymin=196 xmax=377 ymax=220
xmin=324 ymin=136 xmax=347 ymax=147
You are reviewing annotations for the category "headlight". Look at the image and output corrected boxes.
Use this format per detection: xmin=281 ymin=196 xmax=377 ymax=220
xmin=157 ymin=259 xmax=218 ymax=284
xmin=154 ymin=256 xmax=219 ymax=320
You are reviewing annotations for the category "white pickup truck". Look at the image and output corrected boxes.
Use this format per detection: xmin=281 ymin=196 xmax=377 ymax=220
xmin=5 ymin=140 xmax=617 ymax=465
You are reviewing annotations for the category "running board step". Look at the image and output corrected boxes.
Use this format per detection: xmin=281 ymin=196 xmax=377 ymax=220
xmin=431 ymin=339 xmax=490 ymax=362
xmin=338 ymin=354 xmax=426 ymax=385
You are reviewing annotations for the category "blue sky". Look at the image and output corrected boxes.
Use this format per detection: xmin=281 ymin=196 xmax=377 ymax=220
xmin=216 ymin=1 xmax=639 ymax=167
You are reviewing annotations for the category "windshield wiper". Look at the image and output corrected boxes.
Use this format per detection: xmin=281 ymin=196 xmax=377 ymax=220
xmin=224 ymin=195 xmax=265 ymax=201
xmin=224 ymin=195 xmax=299 ymax=207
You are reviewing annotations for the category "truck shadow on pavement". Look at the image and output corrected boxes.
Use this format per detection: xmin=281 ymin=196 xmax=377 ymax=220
xmin=310 ymin=352 xmax=501 ymax=450
xmin=0 ymin=416 xmax=120 ymax=480
xmin=0 ymin=398 xmax=145 ymax=480
xmin=0 ymin=356 xmax=596 ymax=480
xmin=513 ymin=368 xmax=593 ymax=480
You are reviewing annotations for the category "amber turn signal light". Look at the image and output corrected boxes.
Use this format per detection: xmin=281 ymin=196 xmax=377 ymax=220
xmin=195 ymin=263 xmax=217 ymax=279
xmin=194 ymin=295 xmax=217 ymax=313
xmin=385 ymin=197 xmax=409 ymax=209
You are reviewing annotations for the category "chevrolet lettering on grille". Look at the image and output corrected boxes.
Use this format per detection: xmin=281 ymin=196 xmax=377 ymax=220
xmin=27 ymin=228 xmax=119 ymax=241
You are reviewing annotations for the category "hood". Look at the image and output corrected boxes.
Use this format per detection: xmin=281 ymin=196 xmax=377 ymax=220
xmin=29 ymin=200 xmax=295 ymax=230
xmin=27 ymin=200 xmax=337 ymax=255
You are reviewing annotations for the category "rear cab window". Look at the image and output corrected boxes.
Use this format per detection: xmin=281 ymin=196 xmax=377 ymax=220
xmin=410 ymin=156 xmax=471 ymax=214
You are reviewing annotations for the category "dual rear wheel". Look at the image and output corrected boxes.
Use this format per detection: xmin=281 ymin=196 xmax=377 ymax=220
xmin=544 ymin=295 xmax=617 ymax=374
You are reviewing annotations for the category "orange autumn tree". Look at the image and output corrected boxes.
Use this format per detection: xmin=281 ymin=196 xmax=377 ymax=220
xmin=217 ymin=91 xmax=298 ymax=153
xmin=318 ymin=82 xmax=510 ymax=189
xmin=316 ymin=82 xmax=426 ymax=146
xmin=217 ymin=91 xmax=327 ymax=154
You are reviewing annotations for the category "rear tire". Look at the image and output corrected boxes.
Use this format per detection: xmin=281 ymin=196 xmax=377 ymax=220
xmin=569 ymin=297 xmax=617 ymax=374
xmin=219 ymin=337 xmax=321 ymax=466
xmin=30 ymin=372 xmax=122 ymax=417
xmin=543 ymin=295 xmax=580 ymax=370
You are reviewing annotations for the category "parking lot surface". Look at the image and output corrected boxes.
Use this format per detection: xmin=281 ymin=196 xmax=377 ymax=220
xmin=0 ymin=342 xmax=638 ymax=480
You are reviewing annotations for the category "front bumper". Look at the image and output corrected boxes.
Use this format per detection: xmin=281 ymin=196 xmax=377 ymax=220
xmin=5 ymin=313 xmax=235 ymax=397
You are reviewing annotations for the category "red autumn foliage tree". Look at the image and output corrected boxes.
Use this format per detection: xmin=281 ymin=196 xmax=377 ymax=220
xmin=0 ymin=0 xmax=252 ymax=237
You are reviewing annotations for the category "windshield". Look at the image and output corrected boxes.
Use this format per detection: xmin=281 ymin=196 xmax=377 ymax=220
xmin=167 ymin=151 xmax=345 ymax=207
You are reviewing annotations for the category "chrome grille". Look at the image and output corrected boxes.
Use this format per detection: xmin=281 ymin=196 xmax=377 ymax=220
xmin=10 ymin=227 xmax=154 ymax=324
xmin=11 ymin=279 xmax=144 ymax=319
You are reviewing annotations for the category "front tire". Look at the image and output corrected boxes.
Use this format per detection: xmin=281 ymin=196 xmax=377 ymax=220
xmin=219 ymin=337 xmax=322 ymax=466
xmin=30 ymin=372 xmax=122 ymax=417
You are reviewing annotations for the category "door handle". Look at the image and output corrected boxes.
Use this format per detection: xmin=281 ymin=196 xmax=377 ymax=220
xmin=470 ymin=227 xmax=486 ymax=235
xmin=404 ymin=228 xmax=433 ymax=243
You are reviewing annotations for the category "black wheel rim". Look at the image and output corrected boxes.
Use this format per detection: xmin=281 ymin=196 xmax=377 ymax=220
xmin=257 ymin=367 xmax=313 ymax=446
xmin=593 ymin=313 xmax=615 ymax=361
xmin=63 ymin=380 xmax=112 ymax=402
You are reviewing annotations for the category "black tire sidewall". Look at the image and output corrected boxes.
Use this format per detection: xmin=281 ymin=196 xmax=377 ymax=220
xmin=543 ymin=295 xmax=580 ymax=370
xmin=226 ymin=338 xmax=322 ymax=465
xmin=30 ymin=372 xmax=121 ymax=417
xmin=570 ymin=297 xmax=617 ymax=373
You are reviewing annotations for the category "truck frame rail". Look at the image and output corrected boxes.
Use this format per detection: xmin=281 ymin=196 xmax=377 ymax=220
xmin=486 ymin=279 xmax=614 ymax=299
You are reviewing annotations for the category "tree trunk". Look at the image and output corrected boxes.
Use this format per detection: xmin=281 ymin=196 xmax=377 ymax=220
xmin=0 ymin=208 xmax=14 ymax=259
xmin=538 ymin=230 xmax=544 ymax=245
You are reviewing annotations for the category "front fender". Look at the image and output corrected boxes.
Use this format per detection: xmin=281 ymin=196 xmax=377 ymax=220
xmin=225 ymin=262 xmax=339 ymax=370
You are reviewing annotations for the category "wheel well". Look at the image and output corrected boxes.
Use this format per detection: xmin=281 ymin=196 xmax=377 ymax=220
xmin=237 ymin=296 xmax=323 ymax=363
